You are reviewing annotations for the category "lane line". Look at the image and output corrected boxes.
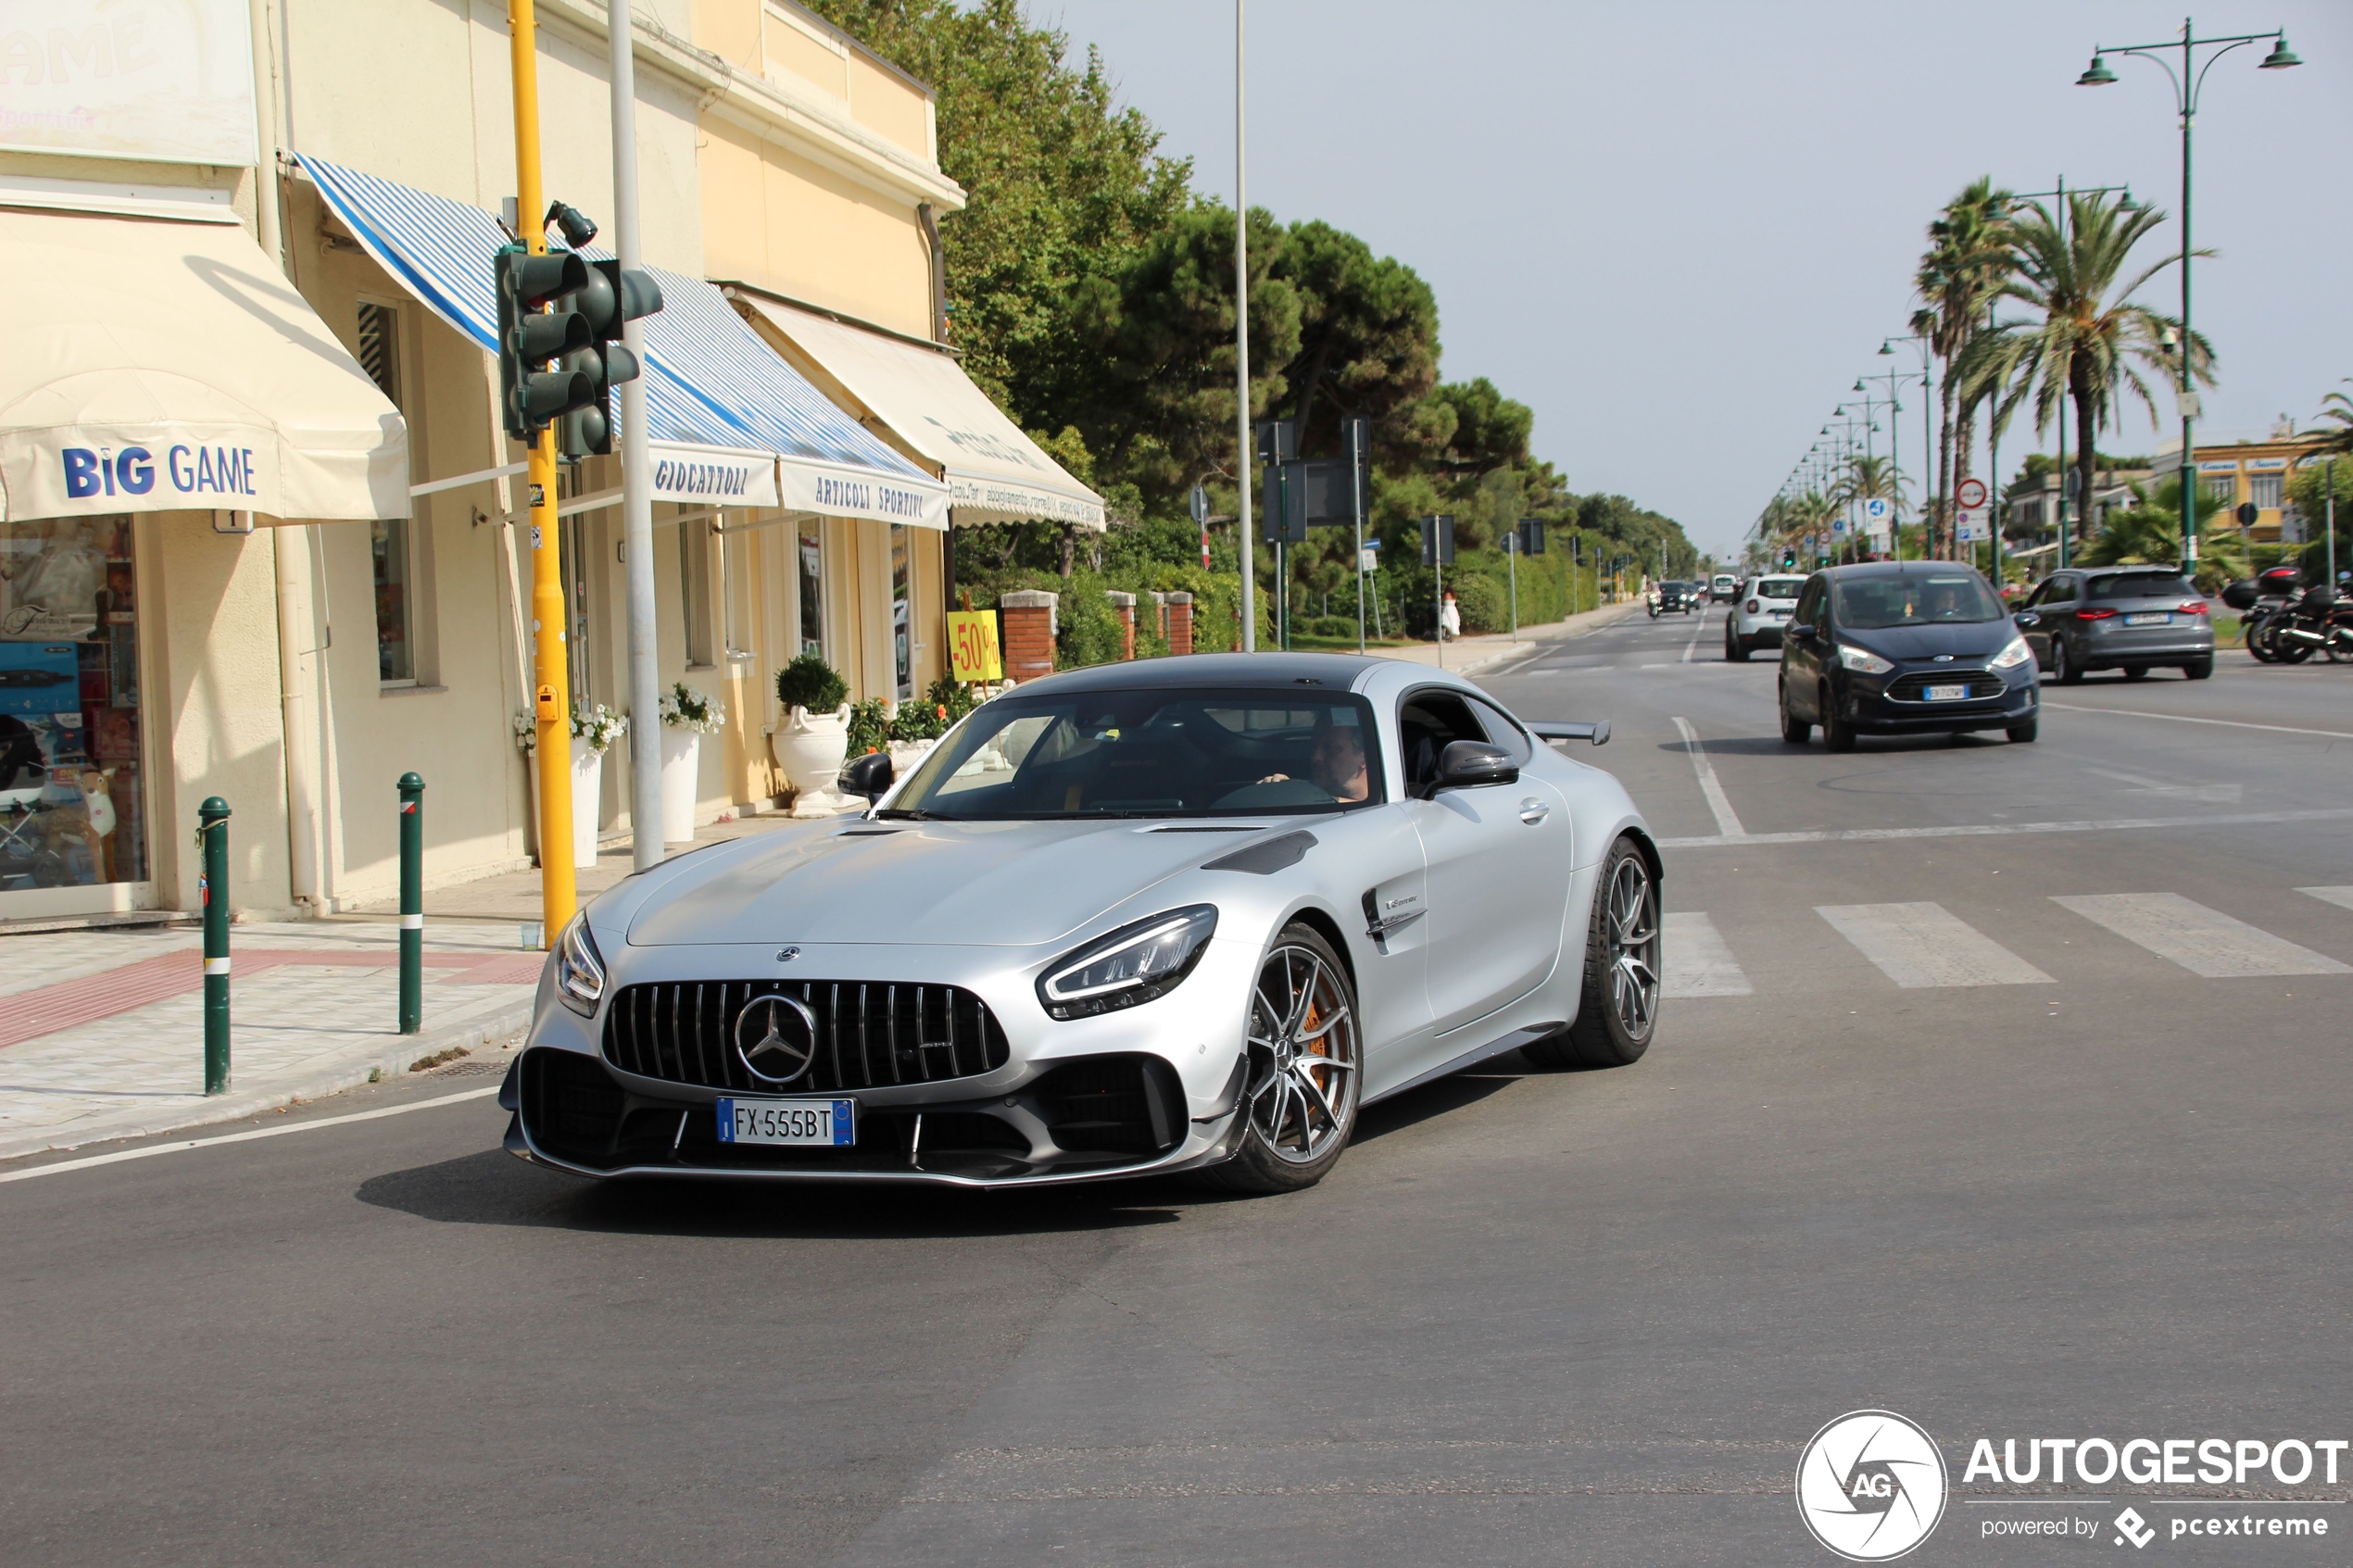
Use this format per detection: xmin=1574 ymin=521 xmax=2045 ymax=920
xmin=1816 ymin=902 xmax=2055 ymax=988
xmin=2301 ymin=886 xmax=2353 ymax=913
xmin=1670 ymin=715 xmax=1745 ymax=837
xmin=1681 ymin=610 xmax=1705 ymax=663
xmin=2042 ymin=702 xmax=2353 ymax=741
xmin=2051 ymin=893 xmax=2352 ymax=978
xmin=0 ymin=1085 xmax=502 ymax=1185
xmin=1662 ymin=911 xmax=1752 ymax=997
xmin=1657 ymin=806 xmax=2353 ymax=850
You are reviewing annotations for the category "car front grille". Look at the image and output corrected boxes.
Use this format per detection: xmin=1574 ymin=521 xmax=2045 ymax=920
xmin=601 ymin=980 xmax=1011 ymax=1095
xmin=1887 ymin=671 xmax=2005 ymax=702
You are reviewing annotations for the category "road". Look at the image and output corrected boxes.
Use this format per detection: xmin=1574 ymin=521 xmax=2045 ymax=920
xmin=6 ymin=608 xmax=2349 ymax=1567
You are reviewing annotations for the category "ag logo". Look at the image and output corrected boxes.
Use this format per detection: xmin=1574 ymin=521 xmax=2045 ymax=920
xmin=734 ymin=993 xmax=819 ymax=1086
xmin=1795 ymin=1410 xmax=1948 ymax=1562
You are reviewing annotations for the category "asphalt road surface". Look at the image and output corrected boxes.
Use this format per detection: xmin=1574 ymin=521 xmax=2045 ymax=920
xmin=6 ymin=609 xmax=2350 ymax=1567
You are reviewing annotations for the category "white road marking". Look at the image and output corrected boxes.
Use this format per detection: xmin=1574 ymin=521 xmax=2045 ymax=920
xmin=1662 ymin=911 xmax=1751 ymax=997
xmin=1670 ymin=716 xmax=1745 ymax=837
xmin=1681 ymin=611 xmax=1706 ymax=663
xmin=2300 ymin=886 xmax=2353 ymax=913
xmin=2051 ymin=893 xmax=2352 ymax=978
xmin=1815 ymin=902 xmax=2054 ymax=988
xmin=2042 ymin=702 xmax=2353 ymax=741
xmin=1656 ymin=805 xmax=2353 ymax=850
xmin=2082 ymin=766 xmax=2242 ymax=805
xmin=0 ymin=1085 xmax=502 ymax=1185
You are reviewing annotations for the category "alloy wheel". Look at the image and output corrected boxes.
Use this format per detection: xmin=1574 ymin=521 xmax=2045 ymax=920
xmin=1243 ymin=945 xmax=1360 ymax=1165
xmin=1600 ymin=855 xmax=1660 ymax=1040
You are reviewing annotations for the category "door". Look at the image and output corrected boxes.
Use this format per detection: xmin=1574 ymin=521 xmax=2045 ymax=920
xmin=1397 ymin=688 xmax=1567 ymax=1042
xmin=1784 ymin=575 xmax=1830 ymax=716
xmin=1307 ymin=802 xmax=1432 ymax=1096
xmin=2020 ymin=574 xmax=2073 ymax=667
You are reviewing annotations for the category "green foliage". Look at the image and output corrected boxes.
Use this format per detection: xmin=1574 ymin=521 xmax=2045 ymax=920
xmin=774 ymin=654 xmax=848 ymax=714
xmin=844 ymin=699 xmax=891 ymax=758
xmin=2082 ymin=477 xmax=2246 ymax=588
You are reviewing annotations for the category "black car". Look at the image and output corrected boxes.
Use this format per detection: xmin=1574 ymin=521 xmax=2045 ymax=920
xmin=2015 ymin=567 xmax=2215 ymax=683
xmin=1657 ymin=581 xmax=1699 ymax=613
xmin=1778 ymin=562 xmax=2040 ymax=751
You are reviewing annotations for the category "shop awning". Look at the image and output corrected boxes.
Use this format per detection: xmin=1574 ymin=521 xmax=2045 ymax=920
xmin=0 ymin=205 xmax=409 ymax=523
xmin=729 ymin=289 xmax=1105 ymax=530
xmin=296 ymin=156 xmax=949 ymax=529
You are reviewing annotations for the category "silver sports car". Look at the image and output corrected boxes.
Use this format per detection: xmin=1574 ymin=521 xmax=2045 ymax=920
xmin=499 ymin=653 xmax=1662 ymax=1193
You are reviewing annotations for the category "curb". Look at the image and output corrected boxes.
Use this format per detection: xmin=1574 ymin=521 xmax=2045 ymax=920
xmin=1452 ymin=602 xmax=1646 ymax=673
xmin=0 ymin=999 xmax=535 ymax=1164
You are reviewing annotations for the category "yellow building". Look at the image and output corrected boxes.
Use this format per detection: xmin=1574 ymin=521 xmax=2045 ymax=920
xmin=2160 ymin=433 xmax=2332 ymax=545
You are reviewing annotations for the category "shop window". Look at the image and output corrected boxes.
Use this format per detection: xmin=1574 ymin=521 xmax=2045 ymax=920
xmin=2249 ymin=473 xmax=2283 ymax=511
xmin=679 ymin=513 xmax=714 ymax=668
xmin=2203 ymin=472 xmax=2238 ymax=504
xmin=891 ymin=523 xmax=912 ymax=700
xmin=797 ymin=524 xmax=824 ymax=659
xmin=359 ymin=303 xmax=419 ymax=685
xmin=0 ymin=514 xmax=146 ymax=893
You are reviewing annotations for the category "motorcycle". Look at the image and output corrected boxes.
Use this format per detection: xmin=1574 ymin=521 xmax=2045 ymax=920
xmin=2224 ymin=567 xmax=2304 ymax=663
xmin=2262 ymin=581 xmax=2353 ymax=664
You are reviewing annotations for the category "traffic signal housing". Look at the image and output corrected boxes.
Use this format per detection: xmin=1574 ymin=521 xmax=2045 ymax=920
xmin=496 ymin=246 xmax=591 ymax=441
xmin=558 ymin=259 xmax=663 ymax=458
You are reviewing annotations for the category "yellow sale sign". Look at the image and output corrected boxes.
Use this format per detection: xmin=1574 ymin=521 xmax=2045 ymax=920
xmin=947 ymin=611 xmax=1002 ymax=682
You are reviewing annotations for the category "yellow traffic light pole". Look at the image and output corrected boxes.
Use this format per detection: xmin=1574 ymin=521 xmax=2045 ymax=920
xmin=509 ymin=0 xmax=573 ymax=945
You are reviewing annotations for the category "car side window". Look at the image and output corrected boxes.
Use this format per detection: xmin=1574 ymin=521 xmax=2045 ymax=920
xmin=2043 ymin=576 xmax=2077 ymax=605
xmin=1398 ymin=691 xmax=1489 ymax=796
xmin=1464 ymin=695 xmax=1533 ymax=765
xmin=1796 ymin=579 xmax=1824 ymax=626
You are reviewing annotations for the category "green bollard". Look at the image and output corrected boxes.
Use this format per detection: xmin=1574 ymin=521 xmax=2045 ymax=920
xmin=398 ymin=771 xmax=424 ymax=1035
xmin=198 ymin=797 xmax=231 ymax=1095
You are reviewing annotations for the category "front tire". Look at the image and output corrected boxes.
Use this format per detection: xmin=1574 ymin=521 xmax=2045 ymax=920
xmin=1780 ymin=678 xmax=1810 ymax=744
xmin=1819 ymin=684 xmax=1856 ymax=752
xmin=1527 ymin=838 xmax=1659 ymax=1070
xmin=1193 ymin=922 xmax=1361 ymax=1195
xmin=2007 ymin=718 xmax=2038 ymax=743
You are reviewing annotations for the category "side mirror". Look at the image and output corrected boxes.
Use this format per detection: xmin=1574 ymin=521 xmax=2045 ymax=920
xmin=2013 ymin=610 xmax=2041 ymax=629
xmin=840 ymin=750 xmax=894 ymax=806
xmin=1433 ymin=739 xmax=1517 ymax=793
xmin=1790 ymin=622 xmax=1818 ymax=641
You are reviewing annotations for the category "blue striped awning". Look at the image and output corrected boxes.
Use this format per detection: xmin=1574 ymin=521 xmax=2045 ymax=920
xmin=296 ymin=154 xmax=947 ymax=527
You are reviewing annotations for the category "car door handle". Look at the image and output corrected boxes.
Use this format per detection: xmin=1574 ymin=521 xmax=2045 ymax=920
xmin=1518 ymin=797 xmax=1550 ymax=825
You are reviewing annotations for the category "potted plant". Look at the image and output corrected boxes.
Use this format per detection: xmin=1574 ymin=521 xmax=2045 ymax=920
xmin=770 ymin=654 xmax=850 ymax=796
xmin=569 ymin=703 xmax=627 ymax=869
xmin=656 ymin=681 xmax=724 ymax=846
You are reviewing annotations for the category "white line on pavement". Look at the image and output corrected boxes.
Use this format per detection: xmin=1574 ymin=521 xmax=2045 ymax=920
xmin=0 ymin=1085 xmax=503 ymax=1186
xmin=1681 ymin=611 xmax=1705 ymax=663
xmin=1662 ymin=911 xmax=1752 ymax=997
xmin=2042 ymin=702 xmax=2353 ymax=741
xmin=2052 ymin=893 xmax=2352 ymax=978
xmin=1670 ymin=716 xmax=1746 ymax=837
xmin=1816 ymin=901 xmax=2055 ymax=988
xmin=1656 ymin=805 xmax=2353 ymax=850
xmin=2301 ymin=886 xmax=2353 ymax=913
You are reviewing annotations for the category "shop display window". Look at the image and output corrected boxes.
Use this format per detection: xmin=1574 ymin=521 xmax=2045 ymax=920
xmin=0 ymin=515 xmax=145 ymax=891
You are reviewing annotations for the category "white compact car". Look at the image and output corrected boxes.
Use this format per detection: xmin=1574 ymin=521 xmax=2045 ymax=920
xmin=500 ymin=654 xmax=1662 ymax=1194
xmin=1709 ymin=573 xmax=1739 ymax=604
xmin=1725 ymin=574 xmax=1805 ymax=660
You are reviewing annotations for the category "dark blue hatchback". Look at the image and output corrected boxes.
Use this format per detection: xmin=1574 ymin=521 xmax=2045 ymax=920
xmin=1777 ymin=563 xmax=2040 ymax=750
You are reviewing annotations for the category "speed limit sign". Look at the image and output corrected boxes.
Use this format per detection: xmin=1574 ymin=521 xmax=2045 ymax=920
xmin=1956 ymin=476 xmax=1989 ymax=510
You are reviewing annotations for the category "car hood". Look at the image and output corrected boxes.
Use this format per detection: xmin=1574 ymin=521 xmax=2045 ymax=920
xmin=623 ymin=817 xmax=1274 ymax=947
xmin=1843 ymin=621 xmax=2016 ymax=662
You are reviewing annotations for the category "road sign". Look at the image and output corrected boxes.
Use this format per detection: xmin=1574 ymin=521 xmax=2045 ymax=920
xmin=1189 ymin=485 xmax=1207 ymax=525
xmin=1955 ymin=509 xmax=1980 ymax=542
xmin=1361 ymin=547 xmax=1378 ymax=573
xmin=2235 ymin=501 xmax=2259 ymax=527
xmin=1861 ymin=497 xmax=1893 ymax=525
xmin=1956 ymin=477 xmax=1988 ymax=510
xmin=1419 ymin=515 xmax=1454 ymax=565
xmin=1831 ymin=517 xmax=1847 ymax=535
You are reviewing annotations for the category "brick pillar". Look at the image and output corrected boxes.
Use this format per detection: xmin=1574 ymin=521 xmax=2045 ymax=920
xmin=1106 ymin=591 xmax=1137 ymax=659
xmin=1000 ymin=589 xmax=1058 ymax=682
xmin=1165 ymin=591 xmax=1193 ymax=657
xmin=1151 ymin=591 xmax=1169 ymax=643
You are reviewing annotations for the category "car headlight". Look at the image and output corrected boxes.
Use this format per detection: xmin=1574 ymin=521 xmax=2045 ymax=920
xmin=1837 ymin=643 xmax=1894 ymax=674
xmin=1988 ymin=635 xmax=2034 ymax=671
xmin=553 ymin=913 xmax=607 ymax=1016
xmin=1038 ymin=905 xmax=1218 ymax=1020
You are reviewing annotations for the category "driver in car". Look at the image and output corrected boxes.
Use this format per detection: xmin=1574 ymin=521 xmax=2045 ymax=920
xmin=1257 ymin=721 xmax=1369 ymax=803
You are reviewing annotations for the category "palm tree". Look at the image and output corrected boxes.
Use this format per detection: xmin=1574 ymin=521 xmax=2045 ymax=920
xmin=1957 ymin=192 xmax=2214 ymax=556
xmin=2080 ymin=476 xmax=2246 ymax=585
xmin=2309 ymin=380 xmax=2353 ymax=458
xmin=1832 ymin=456 xmax=1906 ymax=561
xmin=1911 ymin=178 xmax=2016 ymax=558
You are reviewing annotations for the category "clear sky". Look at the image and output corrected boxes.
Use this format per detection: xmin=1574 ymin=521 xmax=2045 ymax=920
xmin=1038 ymin=1 xmax=2353 ymax=558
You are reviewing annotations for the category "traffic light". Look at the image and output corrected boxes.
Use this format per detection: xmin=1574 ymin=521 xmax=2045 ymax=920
xmin=496 ymin=245 xmax=591 ymax=441
xmin=1781 ymin=546 xmax=1797 ymax=569
xmin=557 ymin=259 xmax=663 ymax=458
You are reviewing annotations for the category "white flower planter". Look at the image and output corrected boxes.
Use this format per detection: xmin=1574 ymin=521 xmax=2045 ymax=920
xmin=570 ymin=735 xmax=604 ymax=870
xmin=771 ymin=701 xmax=851 ymax=796
xmin=659 ymin=728 xmax=701 ymax=846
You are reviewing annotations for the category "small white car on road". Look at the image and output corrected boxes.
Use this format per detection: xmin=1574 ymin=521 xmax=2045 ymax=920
xmin=1725 ymin=574 xmax=1805 ymax=661
xmin=1709 ymin=573 xmax=1739 ymax=604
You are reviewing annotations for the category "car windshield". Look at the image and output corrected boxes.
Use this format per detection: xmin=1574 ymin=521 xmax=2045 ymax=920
xmin=1832 ymin=571 xmax=2005 ymax=628
xmin=883 ymin=688 xmax=1386 ymax=821
xmin=1755 ymin=577 xmax=1802 ymax=600
xmin=2087 ymin=571 xmax=2194 ymax=601
xmin=1663 ymin=581 xmax=1689 ymax=593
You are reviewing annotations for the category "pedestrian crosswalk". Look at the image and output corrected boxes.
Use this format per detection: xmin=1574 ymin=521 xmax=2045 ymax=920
xmin=1663 ymin=891 xmax=2353 ymax=998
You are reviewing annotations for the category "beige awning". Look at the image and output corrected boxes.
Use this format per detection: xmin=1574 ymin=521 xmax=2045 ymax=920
xmin=728 ymin=288 xmax=1104 ymax=530
xmin=0 ymin=206 xmax=408 ymax=523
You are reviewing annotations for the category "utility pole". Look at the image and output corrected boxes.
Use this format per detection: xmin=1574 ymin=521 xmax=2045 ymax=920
xmin=610 ymin=0 xmax=662 ymax=874
xmin=509 ymin=0 xmax=573 ymax=944
xmin=1233 ymin=0 xmax=1254 ymax=652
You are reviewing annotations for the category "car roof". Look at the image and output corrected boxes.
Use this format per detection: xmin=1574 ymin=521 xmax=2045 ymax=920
xmin=1816 ymin=561 xmax=1990 ymax=580
xmin=1003 ymin=651 xmax=1393 ymax=696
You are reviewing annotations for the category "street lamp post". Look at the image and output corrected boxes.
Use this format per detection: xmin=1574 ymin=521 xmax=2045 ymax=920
xmin=1881 ymin=336 xmax=1935 ymax=557
xmin=1856 ymin=370 xmax=1922 ymax=560
xmin=2080 ymin=19 xmax=2301 ymax=573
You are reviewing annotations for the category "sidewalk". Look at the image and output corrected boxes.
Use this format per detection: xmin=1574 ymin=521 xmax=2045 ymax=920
xmin=1364 ymin=599 xmax=1644 ymax=673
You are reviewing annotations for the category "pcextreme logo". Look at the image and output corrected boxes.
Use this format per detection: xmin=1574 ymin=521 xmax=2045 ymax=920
xmin=1797 ymin=1410 xmax=1950 ymax=1562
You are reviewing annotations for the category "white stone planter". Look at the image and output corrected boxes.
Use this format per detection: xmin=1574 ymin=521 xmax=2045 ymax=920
xmin=570 ymin=735 xmax=604 ymax=869
xmin=659 ymin=728 xmax=701 ymax=846
xmin=770 ymin=701 xmax=850 ymax=795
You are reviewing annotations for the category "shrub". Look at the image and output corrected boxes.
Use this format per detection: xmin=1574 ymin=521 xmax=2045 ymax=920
xmin=844 ymin=698 xmax=890 ymax=757
xmin=774 ymin=654 xmax=848 ymax=714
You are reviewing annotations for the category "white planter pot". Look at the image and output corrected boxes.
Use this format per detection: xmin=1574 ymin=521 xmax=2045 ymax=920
xmin=659 ymin=729 xmax=701 ymax=846
xmin=770 ymin=702 xmax=850 ymax=795
xmin=569 ymin=736 xmax=603 ymax=870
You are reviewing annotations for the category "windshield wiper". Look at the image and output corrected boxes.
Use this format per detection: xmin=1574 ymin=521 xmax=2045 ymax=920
xmin=872 ymin=808 xmax=959 ymax=822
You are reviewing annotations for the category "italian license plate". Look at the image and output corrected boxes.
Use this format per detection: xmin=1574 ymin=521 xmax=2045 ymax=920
xmin=716 ymin=1097 xmax=855 ymax=1147
xmin=1922 ymin=684 xmax=1969 ymax=701
xmin=2124 ymin=611 xmax=2171 ymax=626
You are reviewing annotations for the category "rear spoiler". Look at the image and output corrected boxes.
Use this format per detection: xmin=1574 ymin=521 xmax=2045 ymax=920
xmin=1530 ymin=720 xmax=1611 ymax=747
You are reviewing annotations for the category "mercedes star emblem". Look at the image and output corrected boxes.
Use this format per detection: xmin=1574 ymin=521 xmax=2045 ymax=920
xmin=735 ymin=994 xmax=820 ymax=1086
xmin=776 ymin=946 xmax=801 ymax=961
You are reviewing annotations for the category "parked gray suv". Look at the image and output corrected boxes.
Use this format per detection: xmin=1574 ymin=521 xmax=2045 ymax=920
xmin=2017 ymin=568 xmax=2215 ymax=683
